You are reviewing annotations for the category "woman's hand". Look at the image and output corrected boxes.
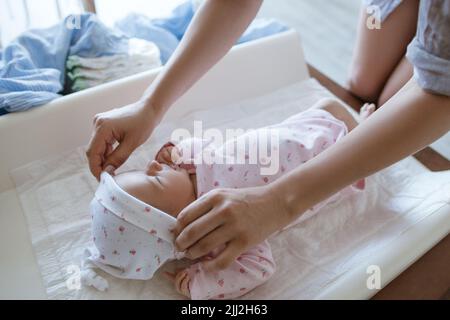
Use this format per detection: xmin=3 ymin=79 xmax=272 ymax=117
xmin=86 ymin=102 xmax=160 ymax=180
xmin=173 ymin=185 xmax=292 ymax=272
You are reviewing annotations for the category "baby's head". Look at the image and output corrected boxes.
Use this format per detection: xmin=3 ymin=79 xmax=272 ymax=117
xmin=114 ymin=160 xmax=196 ymax=217
xmin=86 ymin=161 xmax=192 ymax=283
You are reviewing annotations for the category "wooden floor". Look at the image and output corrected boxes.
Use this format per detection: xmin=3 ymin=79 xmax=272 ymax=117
xmin=258 ymin=0 xmax=361 ymax=86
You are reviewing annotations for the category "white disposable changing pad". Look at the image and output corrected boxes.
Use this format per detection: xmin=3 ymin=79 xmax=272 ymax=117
xmin=11 ymin=79 xmax=450 ymax=299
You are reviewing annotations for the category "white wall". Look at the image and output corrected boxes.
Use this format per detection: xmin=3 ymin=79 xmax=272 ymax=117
xmin=0 ymin=0 xmax=84 ymax=45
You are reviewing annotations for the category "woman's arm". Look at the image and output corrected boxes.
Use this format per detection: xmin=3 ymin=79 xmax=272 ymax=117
xmin=86 ymin=0 xmax=262 ymax=179
xmin=141 ymin=0 xmax=263 ymax=116
xmin=277 ymin=79 xmax=450 ymax=217
xmin=174 ymin=78 xmax=450 ymax=271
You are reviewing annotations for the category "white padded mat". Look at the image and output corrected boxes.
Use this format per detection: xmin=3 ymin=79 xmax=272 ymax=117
xmin=11 ymin=79 xmax=450 ymax=299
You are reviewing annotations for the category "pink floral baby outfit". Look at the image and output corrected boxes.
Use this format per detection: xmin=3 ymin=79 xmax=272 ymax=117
xmin=161 ymin=108 xmax=365 ymax=299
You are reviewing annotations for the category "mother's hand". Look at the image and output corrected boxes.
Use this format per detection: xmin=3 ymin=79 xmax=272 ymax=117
xmin=86 ymin=102 xmax=159 ymax=180
xmin=173 ymin=185 xmax=292 ymax=272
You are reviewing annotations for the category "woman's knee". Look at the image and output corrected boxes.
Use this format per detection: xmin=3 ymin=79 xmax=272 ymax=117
xmin=347 ymin=1 xmax=419 ymax=103
xmin=347 ymin=67 xmax=383 ymax=103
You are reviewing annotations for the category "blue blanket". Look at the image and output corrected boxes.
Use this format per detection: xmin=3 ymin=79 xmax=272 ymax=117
xmin=0 ymin=1 xmax=288 ymax=114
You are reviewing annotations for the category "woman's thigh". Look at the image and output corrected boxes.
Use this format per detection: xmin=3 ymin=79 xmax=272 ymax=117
xmin=378 ymin=56 xmax=413 ymax=106
xmin=347 ymin=0 xmax=419 ymax=103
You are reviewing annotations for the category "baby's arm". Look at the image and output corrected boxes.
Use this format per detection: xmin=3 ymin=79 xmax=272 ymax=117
xmin=176 ymin=241 xmax=275 ymax=300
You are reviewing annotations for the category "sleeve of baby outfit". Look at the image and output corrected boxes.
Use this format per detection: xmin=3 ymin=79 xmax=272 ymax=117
xmin=184 ymin=241 xmax=275 ymax=300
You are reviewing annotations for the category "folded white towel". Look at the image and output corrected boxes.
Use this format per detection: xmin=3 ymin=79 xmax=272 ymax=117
xmin=67 ymin=38 xmax=162 ymax=91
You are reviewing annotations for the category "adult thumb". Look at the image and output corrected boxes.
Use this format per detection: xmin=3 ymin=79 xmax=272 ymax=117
xmin=103 ymin=139 xmax=135 ymax=174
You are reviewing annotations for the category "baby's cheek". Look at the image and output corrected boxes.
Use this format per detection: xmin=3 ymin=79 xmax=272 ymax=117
xmin=169 ymin=173 xmax=196 ymax=212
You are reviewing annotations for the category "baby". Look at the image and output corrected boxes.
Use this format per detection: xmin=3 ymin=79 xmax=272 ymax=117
xmin=85 ymin=98 xmax=374 ymax=299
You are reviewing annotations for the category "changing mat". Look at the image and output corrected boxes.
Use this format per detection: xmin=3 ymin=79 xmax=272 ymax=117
xmin=11 ymin=79 xmax=450 ymax=299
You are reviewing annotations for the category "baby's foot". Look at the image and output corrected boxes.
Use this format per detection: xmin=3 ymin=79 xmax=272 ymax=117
xmin=360 ymin=103 xmax=376 ymax=121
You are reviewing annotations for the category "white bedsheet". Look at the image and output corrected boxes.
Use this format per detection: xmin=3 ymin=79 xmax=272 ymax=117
xmin=11 ymin=79 xmax=450 ymax=299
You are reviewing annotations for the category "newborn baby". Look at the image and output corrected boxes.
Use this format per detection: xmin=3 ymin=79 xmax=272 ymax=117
xmin=85 ymin=98 xmax=373 ymax=299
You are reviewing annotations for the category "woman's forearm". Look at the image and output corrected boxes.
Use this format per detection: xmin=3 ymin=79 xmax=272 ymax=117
xmin=273 ymin=79 xmax=450 ymax=220
xmin=142 ymin=0 xmax=262 ymax=121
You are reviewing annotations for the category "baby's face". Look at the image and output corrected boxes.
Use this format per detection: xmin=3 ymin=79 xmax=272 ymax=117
xmin=114 ymin=160 xmax=196 ymax=217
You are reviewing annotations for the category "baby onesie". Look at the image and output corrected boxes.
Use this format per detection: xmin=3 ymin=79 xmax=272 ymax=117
xmin=159 ymin=108 xmax=365 ymax=299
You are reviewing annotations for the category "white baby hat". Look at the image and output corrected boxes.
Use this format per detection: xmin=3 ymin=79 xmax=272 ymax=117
xmin=83 ymin=172 xmax=184 ymax=291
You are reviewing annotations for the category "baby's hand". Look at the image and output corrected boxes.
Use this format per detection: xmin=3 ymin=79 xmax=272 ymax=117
xmin=156 ymin=144 xmax=181 ymax=166
xmin=163 ymin=269 xmax=191 ymax=298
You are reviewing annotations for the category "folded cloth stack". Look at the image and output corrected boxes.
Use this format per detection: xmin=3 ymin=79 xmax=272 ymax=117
xmin=66 ymin=38 xmax=161 ymax=92
xmin=0 ymin=14 xmax=131 ymax=114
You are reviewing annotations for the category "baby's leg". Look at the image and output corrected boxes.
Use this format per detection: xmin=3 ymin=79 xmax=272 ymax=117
xmin=312 ymin=98 xmax=359 ymax=131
